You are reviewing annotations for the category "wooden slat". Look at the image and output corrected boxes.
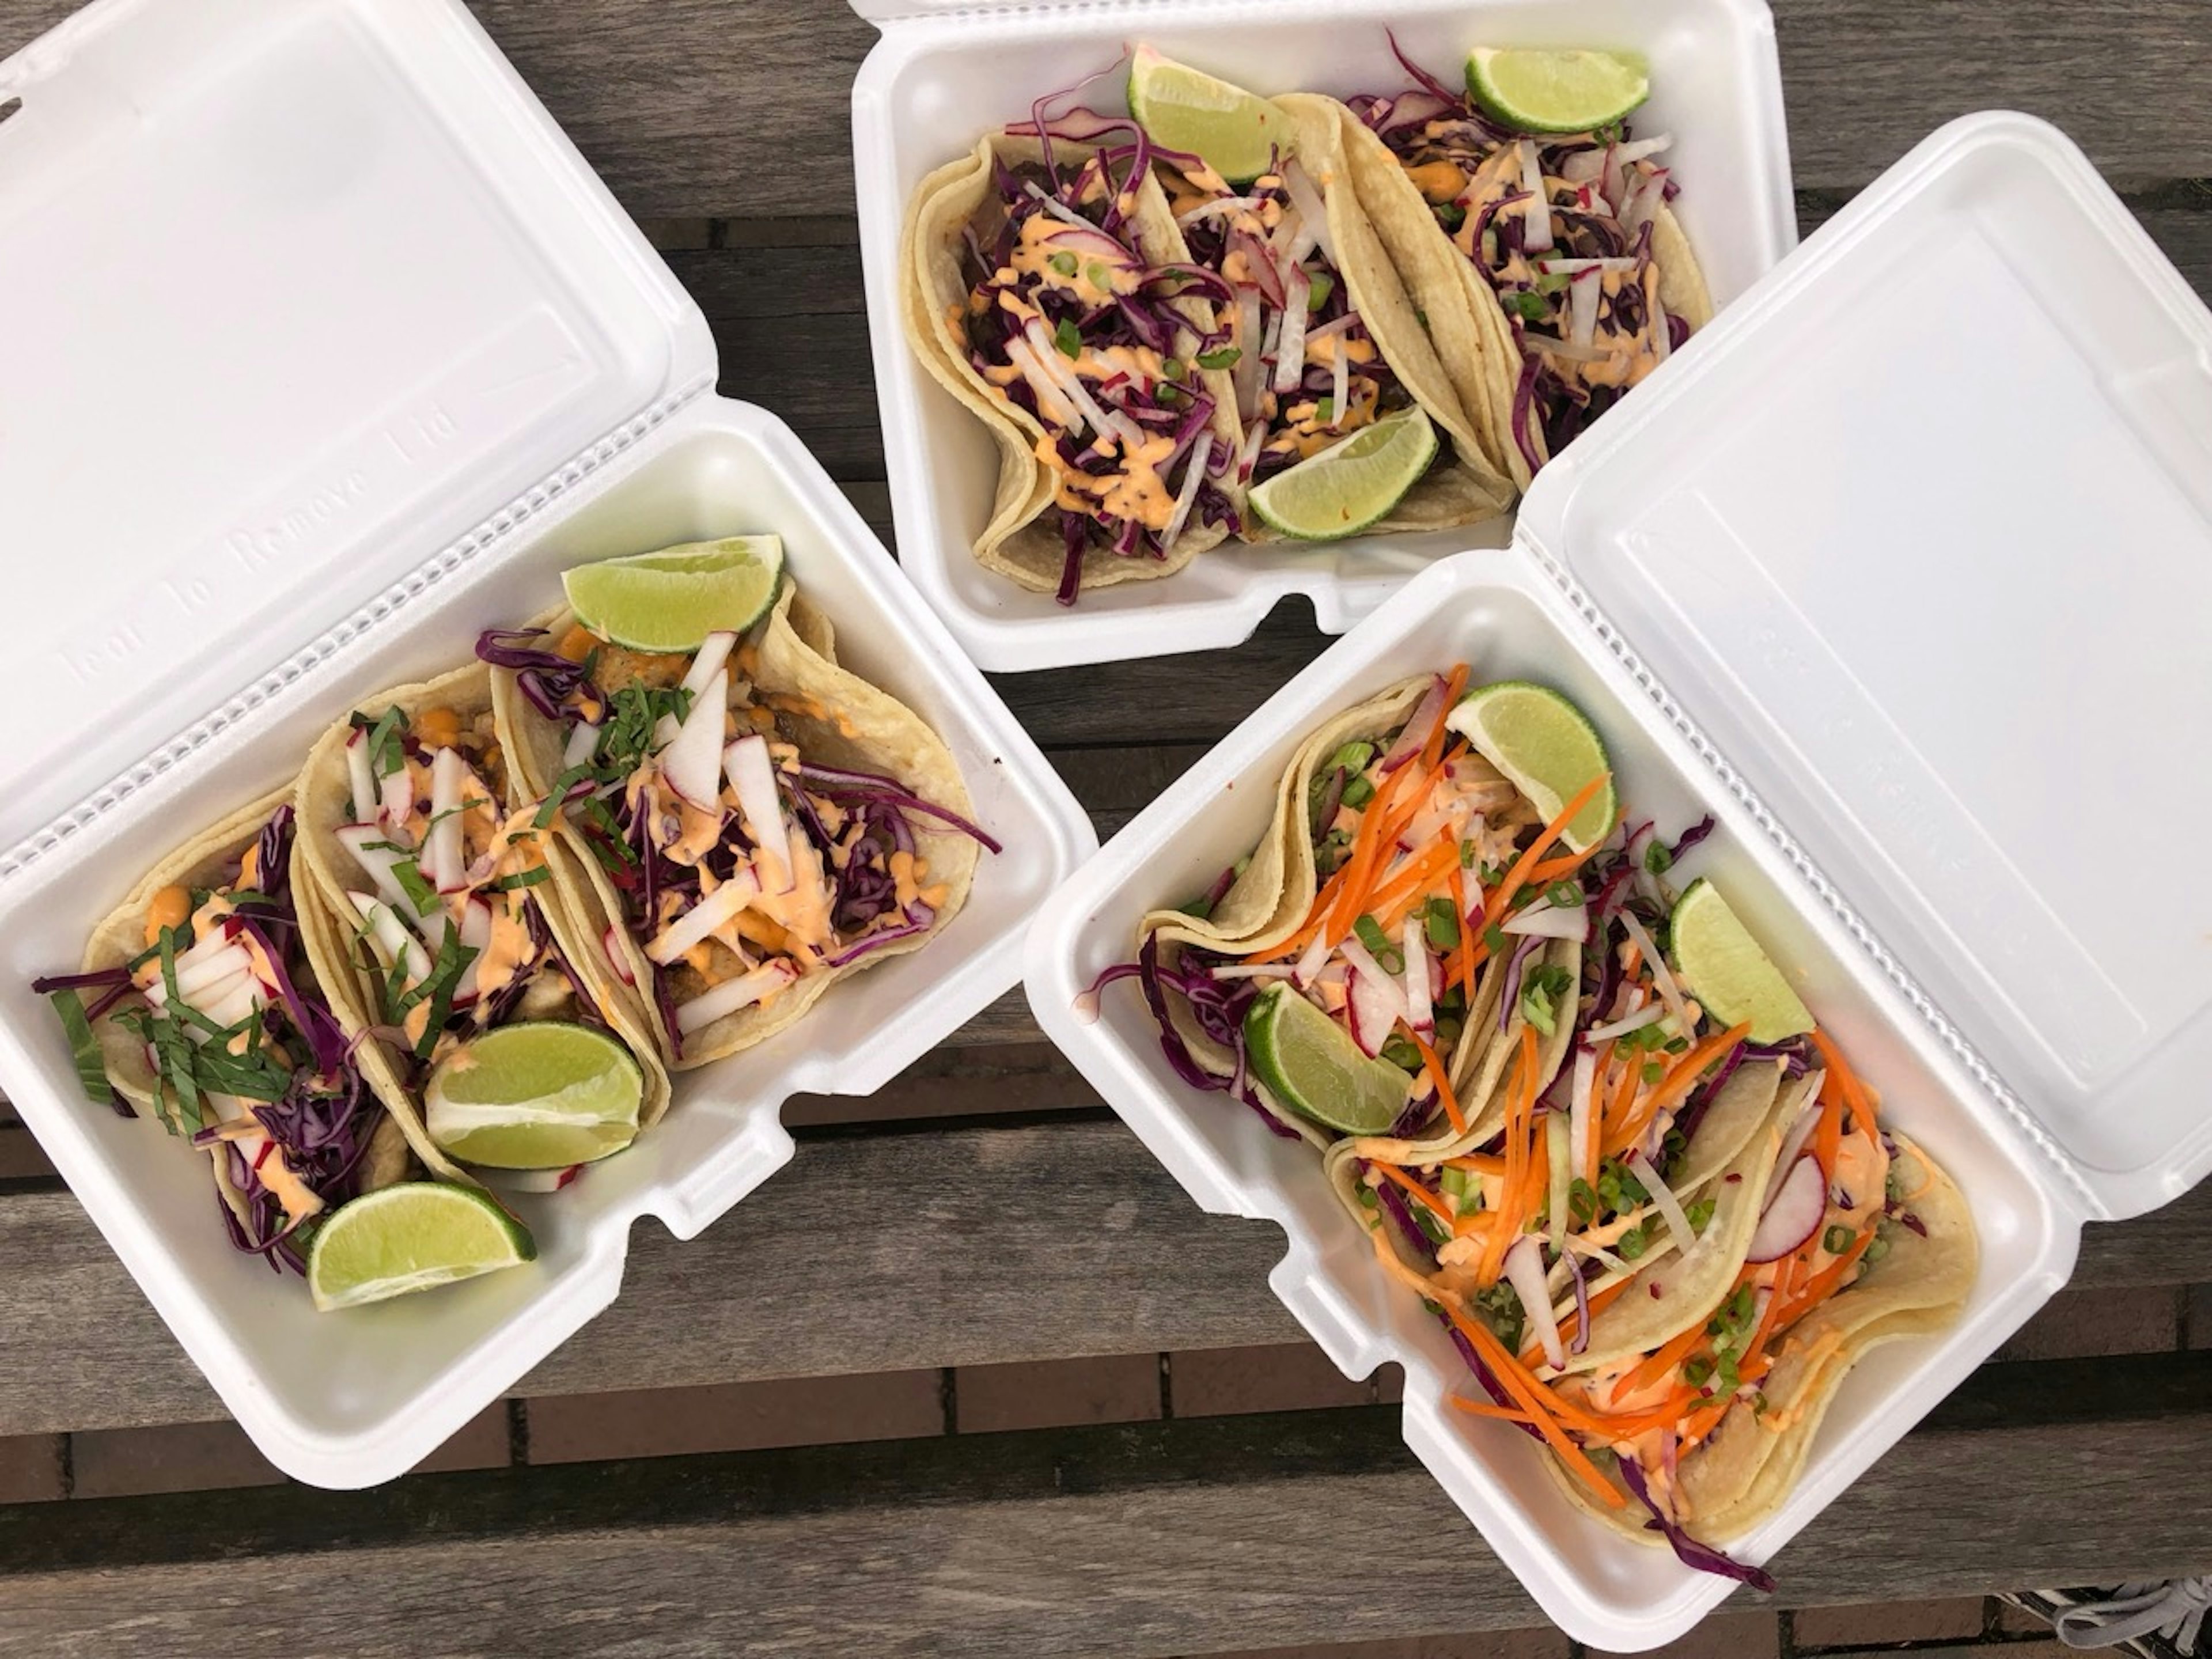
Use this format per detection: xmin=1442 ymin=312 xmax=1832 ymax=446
xmin=12 ymin=1 xmax=2210 ymax=215
xmin=2 ymin=1120 xmax=2208 ymax=1437
xmin=0 ymin=1353 xmax=2207 ymax=1657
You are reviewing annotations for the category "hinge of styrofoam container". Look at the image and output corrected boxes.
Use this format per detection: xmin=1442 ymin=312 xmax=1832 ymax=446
xmin=0 ymin=370 xmax=719 ymax=887
xmin=1516 ymin=528 xmax=2102 ymax=1221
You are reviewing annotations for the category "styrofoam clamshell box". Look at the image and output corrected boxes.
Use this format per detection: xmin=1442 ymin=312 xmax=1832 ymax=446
xmin=1028 ymin=112 xmax=2212 ymax=1649
xmin=0 ymin=0 xmax=1094 ymax=1489
xmin=850 ymin=0 xmax=1798 ymax=672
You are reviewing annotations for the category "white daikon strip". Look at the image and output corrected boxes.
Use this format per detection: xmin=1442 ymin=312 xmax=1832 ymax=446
xmin=346 ymin=734 xmax=377 ymax=824
xmin=1271 ymin=265 xmax=1311 ymax=395
xmin=1006 ymin=335 xmax=1081 ymax=430
xmin=1329 ymin=335 xmax=1349 ymax=429
xmin=1279 ymin=160 xmax=1336 ymax=268
xmin=1567 ymin=1046 xmax=1597 ymax=1182
xmin=676 ymin=960 xmax=796 ymax=1033
xmin=1504 ymin=1235 xmax=1565 ymax=1370
xmin=1588 ymin=1001 xmax=1665 ymax=1042
xmin=660 ymin=669 xmax=728 ymax=809
xmin=1503 ymin=902 xmax=1589 ymax=941
xmin=1618 ymin=909 xmax=1692 ymax=1035
xmin=336 ymin=824 xmax=427 ymax=928
xmin=452 ymin=899 xmax=494 ymax=1004
xmin=1233 ymin=288 xmax=1265 ymax=421
xmin=683 ymin=631 xmax=738 ymax=698
xmin=426 ymin=747 xmax=467 ymax=892
xmin=1568 ymin=270 xmax=1601 ymax=348
xmin=1402 ymin=917 xmax=1434 ymax=1037
xmin=723 ymin=734 xmax=793 ymax=892
xmin=1519 ymin=141 xmax=1554 ymax=252
xmin=646 ymin=868 xmax=762 ymax=966
xmin=348 ymin=892 xmax=431 ymax=984
xmin=1626 ymin=1148 xmax=1697 ymax=1257
xmin=563 ymin=721 xmax=602 ymax=770
xmin=1160 ymin=434 xmax=1212 ymax=552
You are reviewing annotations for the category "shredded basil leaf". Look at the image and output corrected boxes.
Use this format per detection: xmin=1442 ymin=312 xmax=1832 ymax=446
xmin=48 ymin=990 xmax=114 ymax=1107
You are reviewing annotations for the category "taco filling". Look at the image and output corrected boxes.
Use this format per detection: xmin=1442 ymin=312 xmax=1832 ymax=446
xmin=1350 ymin=44 xmax=1704 ymax=474
xmin=326 ymin=702 xmax=604 ymax=1074
xmin=952 ymin=127 xmax=1243 ymax=601
xmin=35 ymin=801 xmax=394 ymax=1272
xmin=1157 ymin=153 xmax=1421 ymax=488
xmin=1112 ymin=671 xmax=1972 ymax=1588
xmin=477 ymin=615 xmax=999 ymax=1062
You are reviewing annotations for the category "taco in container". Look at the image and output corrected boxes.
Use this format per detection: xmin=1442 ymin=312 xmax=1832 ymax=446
xmin=292 ymin=668 xmax=673 ymax=1164
xmin=1107 ymin=669 xmax=1975 ymax=1588
xmin=33 ymin=790 xmax=420 ymax=1277
xmin=1106 ymin=54 xmax=1514 ymax=536
xmin=477 ymin=543 xmax=999 ymax=1069
xmin=903 ymin=118 xmax=1246 ymax=603
xmin=1338 ymin=44 xmax=1713 ymax=493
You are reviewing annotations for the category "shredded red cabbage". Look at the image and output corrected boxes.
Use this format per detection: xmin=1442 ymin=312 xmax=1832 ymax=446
xmin=1618 ymin=1454 xmax=1776 ymax=1590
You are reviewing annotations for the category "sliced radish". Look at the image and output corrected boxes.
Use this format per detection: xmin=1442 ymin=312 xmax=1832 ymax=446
xmin=676 ymin=959 xmax=797 ymax=1033
xmin=602 ymin=926 xmax=637 ymax=987
xmin=645 ymin=868 xmax=762 ymax=966
xmin=336 ymin=824 xmax=422 ymax=919
xmin=722 ymin=734 xmax=793 ymax=892
xmin=1271 ymin=264 xmax=1310 ymax=395
xmin=146 ymin=962 xmax=250 ymax=1016
xmin=1401 ymin=917 xmax=1434 ymax=1038
xmin=452 ymin=897 xmax=495 ymax=1005
xmin=1338 ymin=937 xmax=1410 ymax=1056
xmin=660 ymin=668 xmax=728 ymax=809
xmin=426 ymin=747 xmax=466 ymax=892
xmin=347 ymin=892 xmax=431 ymax=984
xmin=1747 ymin=1155 xmax=1825 ymax=1263
xmin=346 ymin=732 xmax=377 ymax=824
xmin=379 ymin=758 xmax=415 ymax=827
xmin=1568 ymin=268 xmax=1601 ymax=349
xmin=1504 ymin=1235 xmax=1566 ymax=1370
xmin=1378 ymin=674 xmax=1449 ymax=774
xmin=1291 ymin=927 xmax=1331 ymax=990
xmin=197 ymin=976 xmax=264 ymax=1031
xmin=172 ymin=942 xmax=253 ymax=999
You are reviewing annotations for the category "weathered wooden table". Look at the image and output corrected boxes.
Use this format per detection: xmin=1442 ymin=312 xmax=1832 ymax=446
xmin=2 ymin=3 xmax=2209 ymax=1654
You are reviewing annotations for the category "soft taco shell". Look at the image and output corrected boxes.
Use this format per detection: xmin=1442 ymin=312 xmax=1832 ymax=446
xmin=1243 ymin=95 xmax=1515 ymax=537
xmin=492 ymin=586 xmax=983 ymax=1072
xmin=1544 ymin=1132 xmax=1977 ymax=1540
xmin=79 ymin=785 xmax=417 ymax=1217
xmin=293 ymin=664 xmax=673 ymax=1147
xmin=903 ymin=134 xmax=1242 ymax=595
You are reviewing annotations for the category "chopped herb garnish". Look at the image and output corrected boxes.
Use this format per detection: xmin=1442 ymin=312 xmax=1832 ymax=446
xmin=1823 ymin=1224 xmax=1854 ymax=1255
xmin=1482 ymin=923 xmax=1508 ymax=955
xmin=1459 ymin=840 xmax=1479 ymax=869
xmin=1053 ymin=317 xmax=1082 ymax=359
xmin=1306 ymin=270 xmax=1335 ymax=311
xmin=1645 ymin=840 xmax=1674 ymax=876
xmin=1354 ymin=914 xmax=1392 ymax=957
xmin=1340 ymin=775 xmax=1376 ymax=810
xmin=1685 ymin=1196 xmax=1716 ymax=1234
xmin=391 ymin=858 xmax=440 ymax=919
xmin=491 ymin=866 xmax=554 ymax=892
xmin=1048 ymin=252 xmax=1078 ymax=276
xmin=355 ymin=706 xmax=409 ymax=779
xmin=1195 ymin=346 xmax=1241 ymax=370
xmin=1683 ymin=1354 xmax=1714 ymax=1389
xmin=48 ymin=990 xmax=114 ymax=1108
xmin=1512 ymin=290 xmax=1550 ymax=322
xmin=1423 ymin=896 xmax=1460 ymax=950
xmin=1547 ymin=879 xmax=1583 ymax=907
xmin=1161 ymin=357 xmax=1186 ymax=382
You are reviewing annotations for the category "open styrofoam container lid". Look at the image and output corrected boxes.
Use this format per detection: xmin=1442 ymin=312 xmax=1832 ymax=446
xmin=0 ymin=0 xmax=714 ymax=861
xmin=1517 ymin=111 xmax=2212 ymax=1224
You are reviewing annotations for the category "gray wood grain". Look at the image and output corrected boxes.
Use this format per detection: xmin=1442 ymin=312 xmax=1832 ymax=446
xmin=0 ymin=1358 xmax=2206 ymax=1656
xmin=11 ymin=1 xmax=2210 ymax=217
xmin=1 ymin=1120 xmax=2207 ymax=1436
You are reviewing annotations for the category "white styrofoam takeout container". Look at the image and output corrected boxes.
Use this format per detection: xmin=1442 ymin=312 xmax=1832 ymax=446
xmin=0 ymin=0 xmax=1094 ymax=1488
xmin=1028 ymin=112 xmax=2212 ymax=1649
xmin=850 ymin=0 xmax=1798 ymax=672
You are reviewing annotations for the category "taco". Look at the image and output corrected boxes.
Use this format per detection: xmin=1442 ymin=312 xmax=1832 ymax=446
xmin=903 ymin=125 xmax=1246 ymax=603
xmin=1108 ymin=670 xmax=1975 ymax=1589
xmin=1111 ymin=66 xmax=1514 ymax=535
xmin=476 ymin=554 xmax=999 ymax=1070
xmin=1540 ymin=1131 xmax=1978 ymax=1563
xmin=292 ymin=668 xmax=673 ymax=1154
xmin=32 ymin=790 xmax=419 ymax=1277
xmin=1337 ymin=46 xmax=1714 ymax=493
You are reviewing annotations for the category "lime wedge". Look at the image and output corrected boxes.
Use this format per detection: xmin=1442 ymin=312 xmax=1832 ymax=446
xmin=1244 ymin=983 xmax=1411 ymax=1136
xmin=306 ymin=1184 xmax=536 ymax=1312
xmin=1668 ymin=879 xmax=1814 ymax=1044
xmin=562 ymin=536 xmax=785 ymax=653
xmin=1247 ymin=408 xmax=1438 ymax=541
xmin=1465 ymin=47 xmax=1650 ymax=135
xmin=1445 ymin=681 xmax=1618 ymax=851
xmin=426 ymin=1022 xmax=644 ymax=1170
xmin=1127 ymin=44 xmax=1293 ymax=184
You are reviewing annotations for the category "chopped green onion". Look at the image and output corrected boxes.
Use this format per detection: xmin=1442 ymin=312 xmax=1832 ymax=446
xmin=1354 ymin=914 xmax=1391 ymax=956
xmin=1048 ymin=252 xmax=1078 ymax=276
xmin=1306 ymin=270 xmax=1335 ymax=311
xmin=1512 ymin=290 xmax=1549 ymax=321
xmin=1196 ymin=346 xmax=1241 ymax=370
xmin=1823 ymin=1224 xmax=1854 ymax=1255
xmin=1645 ymin=841 xmax=1674 ymax=876
xmin=1340 ymin=776 xmax=1376 ymax=810
xmin=1424 ymin=897 xmax=1460 ymax=950
xmin=1054 ymin=317 xmax=1082 ymax=359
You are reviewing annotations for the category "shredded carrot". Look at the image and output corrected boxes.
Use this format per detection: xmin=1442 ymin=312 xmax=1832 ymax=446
xmin=1616 ymin=1316 xmax=1711 ymax=1401
xmin=1422 ymin=665 xmax=1469 ymax=770
xmin=1411 ymin=1029 xmax=1467 ymax=1135
xmin=1808 ymin=1027 xmax=1883 ymax=1152
xmin=1777 ymin=1222 xmax=1877 ymax=1325
xmin=1447 ymin=859 xmax=1476 ymax=1010
xmin=1605 ymin=1022 xmax=1751 ymax=1158
xmin=1476 ymin=1029 xmax=1540 ymax=1286
xmin=1373 ymin=1160 xmax=1454 ymax=1224
xmin=1448 ymin=1395 xmax=1540 ymax=1427
xmin=1444 ymin=1153 xmax=1507 ymax=1174
xmin=1580 ymin=1039 xmax=1613 ymax=1180
xmin=1371 ymin=840 xmax=1461 ymax=930
xmin=1483 ymin=772 xmax=1611 ymax=925
xmin=1526 ymin=843 xmax=1606 ymax=887
xmin=1447 ymin=1308 xmax=1628 ymax=1508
